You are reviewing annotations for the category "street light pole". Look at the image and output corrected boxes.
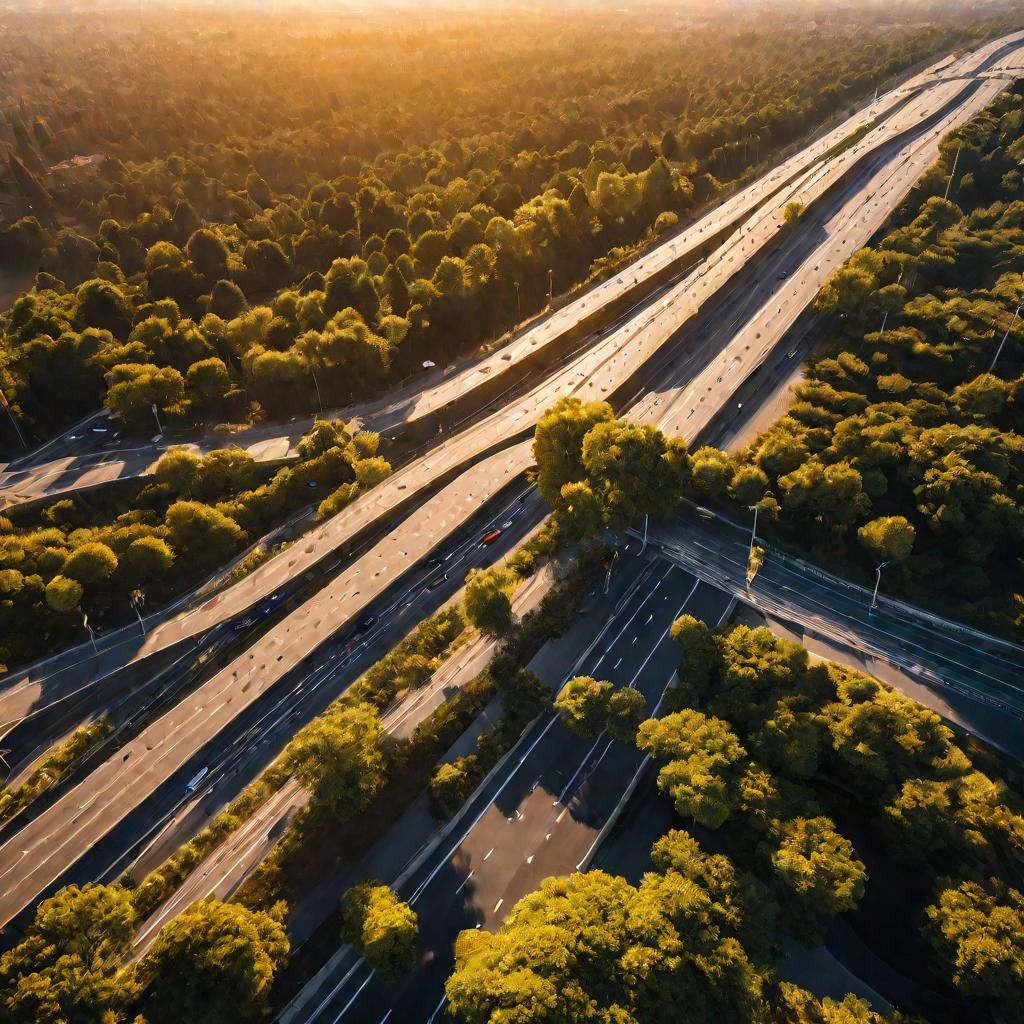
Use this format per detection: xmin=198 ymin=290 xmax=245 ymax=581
xmin=150 ymin=402 xmax=163 ymax=435
xmin=514 ymin=281 xmax=522 ymax=322
xmin=81 ymin=610 xmax=98 ymax=653
xmin=943 ymin=141 xmax=963 ymax=201
xmin=603 ymin=549 xmax=619 ymax=595
xmin=310 ymin=367 xmax=325 ymax=420
xmin=640 ymin=513 xmax=649 ymax=555
xmin=547 ymin=269 xmax=553 ymax=307
xmin=870 ymin=560 xmax=890 ymax=612
xmin=130 ymin=590 xmax=146 ymax=636
xmin=989 ymin=300 xmax=1022 ymax=374
xmin=0 ymin=388 xmax=26 ymax=449
xmin=746 ymin=503 xmax=759 ymax=562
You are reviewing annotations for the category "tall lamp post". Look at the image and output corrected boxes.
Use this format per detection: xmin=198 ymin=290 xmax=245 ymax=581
xmin=514 ymin=281 xmax=522 ymax=322
xmin=130 ymin=590 xmax=146 ymax=636
xmin=989 ymin=299 xmax=1022 ymax=374
xmin=547 ymin=269 xmax=554 ymax=307
xmin=870 ymin=560 xmax=890 ymax=612
xmin=746 ymin=503 xmax=760 ymax=562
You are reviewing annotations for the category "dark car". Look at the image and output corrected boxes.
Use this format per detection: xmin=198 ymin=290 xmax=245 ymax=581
xmin=427 ymin=572 xmax=449 ymax=591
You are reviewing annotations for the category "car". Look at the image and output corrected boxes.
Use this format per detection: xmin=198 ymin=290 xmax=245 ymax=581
xmin=481 ymin=529 xmax=502 ymax=545
xmin=425 ymin=555 xmax=446 ymax=569
xmin=777 ymin=271 xmax=788 ymax=280
xmin=427 ymin=572 xmax=448 ymax=591
xmin=358 ymin=614 xmax=378 ymax=631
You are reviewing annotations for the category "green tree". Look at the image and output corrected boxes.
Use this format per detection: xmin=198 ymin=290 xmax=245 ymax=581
xmin=464 ymin=567 xmax=516 ymax=636
xmin=607 ymin=686 xmax=647 ymax=744
xmin=770 ymin=816 xmax=866 ymax=945
xmin=925 ymin=877 xmax=1024 ymax=1005
xmin=138 ymin=898 xmax=288 ymax=1024
xmin=122 ymin=535 xmax=175 ymax=583
xmin=554 ymin=676 xmax=613 ymax=738
xmin=287 ymin=702 xmax=386 ymax=816
xmin=104 ymin=362 xmax=186 ymax=429
xmin=153 ymin=446 xmax=203 ymax=495
xmin=44 ymin=575 xmax=83 ymax=613
xmin=164 ymin=501 xmax=245 ymax=566
xmin=430 ymin=756 xmax=482 ymax=819
xmin=637 ymin=710 xmax=747 ymax=828
xmin=61 ymin=542 xmax=117 ymax=585
xmin=581 ymin=419 xmax=691 ymax=529
xmin=533 ymin=396 xmax=614 ymax=507
xmin=0 ymin=883 xmax=134 ymax=1024
xmin=856 ymin=515 xmax=915 ymax=564
xmin=670 ymin=614 xmax=720 ymax=700
xmin=341 ymin=882 xmax=418 ymax=981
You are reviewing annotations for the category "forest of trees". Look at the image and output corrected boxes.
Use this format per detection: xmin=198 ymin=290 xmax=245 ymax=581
xmin=446 ymin=619 xmax=1024 ymax=1024
xmin=0 ymin=8 xmax=999 ymax=446
xmin=0 ymin=418 xmax=388 ymax=669
xmin=686 ymin=81 xmax=1024 ymax=635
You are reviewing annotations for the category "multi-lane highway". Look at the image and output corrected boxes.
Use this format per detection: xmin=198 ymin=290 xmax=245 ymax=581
xmin=0 ymin=36 xmax=1001 ymax=510
xmin=7 ymin=29 xmax=1022 ymax=753
xmin=3 ymin=26 xmax=1024 ymax=945
xmin=3 ymin=28 xmax=1022 ymax=519
xmin=287 ymin=561 xmax=733 ymax=1024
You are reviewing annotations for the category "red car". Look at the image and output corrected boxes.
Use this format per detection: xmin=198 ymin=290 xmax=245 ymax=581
xmin=481 ymin=529 xmax=502 ymax=545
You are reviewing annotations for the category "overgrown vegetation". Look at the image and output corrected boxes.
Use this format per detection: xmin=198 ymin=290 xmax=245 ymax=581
xmin=0 ymin=8 xmax=997 ymax=446
xmin=0 ymin=418 xmax=388 ymax=669
xmin=444 ymin=619 xmax=1024 ymax=1023
xmin=689 ymin=81 xmax=1024 ymax=635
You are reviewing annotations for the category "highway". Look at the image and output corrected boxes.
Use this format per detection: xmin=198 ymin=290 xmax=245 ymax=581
xmin=128 ymin=555 xmax=563 ymax=958
xmin=2 ymin=28 xmax=1024 ymax=938
xmin=645 ymin=513 xmax=1024 ymax=721
xmin=6 ymin=30 xmax=1020 ymax=746
xmin=288 ymin=562 xmax=733 ymax=1024
xmin=3 ymin=30 xmax=1021 ymax=515
xmin=0 ymin=37 xmax=991 ymax=510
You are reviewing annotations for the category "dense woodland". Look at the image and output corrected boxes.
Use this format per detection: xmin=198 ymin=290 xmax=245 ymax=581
xmin=0 ymin=8 xmax=998 ymax=446
xmin=0 ymin=420 xmax=389 ymax=669
xmin=687 ymin=83 xmax=1024 ymax=635
xmin=446 ymin=620 xmax=1024 ymax=1024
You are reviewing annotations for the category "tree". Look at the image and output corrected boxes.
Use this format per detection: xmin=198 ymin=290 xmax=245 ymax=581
xmin=430 ymin=756 xmax=482 ymax=819
xmin=553 ymin=480 xmax=604 ymax=541
xmin=925 ymin=877 xmax=1024 ymax=1004
xmin=637 ymin=710 xmax=747 ymax=828
xmin=138 ymin=898 xmax=288 ymax=1024
xmin=554 ymin=676 xmax=613 ymax=738
xmin=0 ymin=883 xmax=134 ymax=1024
xmin=104 ymin=362 xmax=186 ymax=429
xmin=446 ymin=867 xmax=764 ymax=1024
xmin=353 ymin=456 xmax=392 ymax=490
xmin=856 ymin=515 xmax=915 ymax=564
xmin=61 ymin=542 xmax=117 ymax=585
xmin=153 ymin=446 xmax=202 ymax=495
xmin=607 ymin=687 xmax=647 ymax=744
xmin=769 ymin=816 xmax=866 ymax=945
xmin=670 ymin=614 xmax=720 ymax=700
xmin=581 ymin=419 xmax=691 ymax=529
xmin=186 ymin=357 xmax=231 ymax=400
xmin=44 ymin=575 xmax=82 ymax=613
xmin=164 ymin=501 xmax=245 ymax=566
xmin=533 ymin=396 xmax=614 ymax=507
xmin=464 ymin=567 xmax=516 ymax=636
xmin=287 ymin=702 xmax=386 ymax=815
xmin=122 ymin=535 xmax=175 ymax=583
xmin=341 ymin=882 xmax=418 ymax=981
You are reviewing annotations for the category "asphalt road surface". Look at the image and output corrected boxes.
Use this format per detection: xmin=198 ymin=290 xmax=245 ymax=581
xmin=291 ymin=562 xmax=733 ymax=1024
xmin=3 ymin=28 xmax=1024 ymax=940
xmin=647 ymin=513 xmax=1024 ymax=719
xmin=7 ymin=32 xmax=1018 ymax=748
